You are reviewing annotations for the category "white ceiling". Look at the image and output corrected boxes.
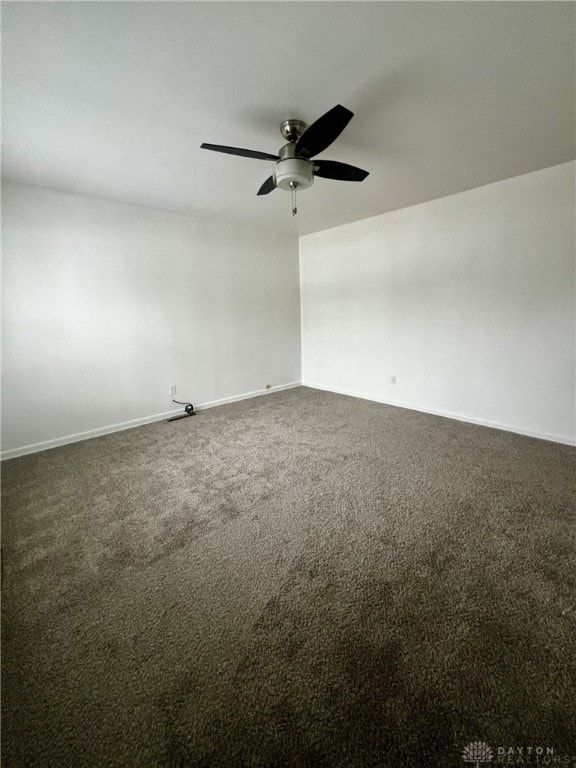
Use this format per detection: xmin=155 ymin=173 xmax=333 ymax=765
xmin=2 ymin=1 xmax=574 ymax=237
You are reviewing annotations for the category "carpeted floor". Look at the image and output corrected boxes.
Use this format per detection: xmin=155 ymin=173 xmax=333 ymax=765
xmin=2 ymin=386 xmax=575 ymax=767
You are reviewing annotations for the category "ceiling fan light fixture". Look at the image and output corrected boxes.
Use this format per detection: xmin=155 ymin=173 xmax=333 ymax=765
xmin=274 ymin=157 xmax=314 ymax=191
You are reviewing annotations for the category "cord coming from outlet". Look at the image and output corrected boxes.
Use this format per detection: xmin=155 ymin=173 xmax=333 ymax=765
xmin=167 ymin=399 xmax=195 ymax=422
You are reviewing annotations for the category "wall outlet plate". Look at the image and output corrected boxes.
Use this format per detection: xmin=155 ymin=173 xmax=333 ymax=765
xmin=169 ymin=385 xmax=177 ymax=396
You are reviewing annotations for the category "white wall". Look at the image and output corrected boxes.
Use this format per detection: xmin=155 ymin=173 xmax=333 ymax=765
xmin=1 ymin=182 xmax=301 ymax=456
xmin=4 ymin=162 xmax=574 ymax=456
xmin=300 ymin=162 xmax=576 ymax=445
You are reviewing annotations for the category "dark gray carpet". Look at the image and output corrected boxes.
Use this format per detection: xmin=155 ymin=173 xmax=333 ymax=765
xmin=2 ymin=386 xmax=575 ymax=767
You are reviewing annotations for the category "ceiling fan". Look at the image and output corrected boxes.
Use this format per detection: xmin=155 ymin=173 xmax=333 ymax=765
xmin=201 ymin=104 xmax=369 ymax=215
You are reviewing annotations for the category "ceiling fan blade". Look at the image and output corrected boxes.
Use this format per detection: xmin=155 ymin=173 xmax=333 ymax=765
xmin=313 ymin=160 xmax=369 ymax=182
xmin=201 ymin=143 xmax=279 ymax=161
xmin=257 ymin=176 xmax=276 ymax=195
xmin=295 ymin=105 xmax=354 ymax=159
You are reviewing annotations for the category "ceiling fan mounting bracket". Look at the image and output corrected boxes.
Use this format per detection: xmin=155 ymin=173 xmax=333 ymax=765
xmin=279 ymin=119 xmax=306 ymax=143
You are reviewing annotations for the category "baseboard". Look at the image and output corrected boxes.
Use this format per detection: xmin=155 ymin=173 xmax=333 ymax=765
xmin=194 ymin=381 xmax=301 ymax=412
xmin=0 ymin=381 xmax=302 ymax=460
xmin=302 ymin=381 xmax=576 ymax=447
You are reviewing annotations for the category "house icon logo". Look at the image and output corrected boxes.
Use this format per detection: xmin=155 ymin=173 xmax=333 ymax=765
xmin=462 ymin=741 xmax=494 ymax=766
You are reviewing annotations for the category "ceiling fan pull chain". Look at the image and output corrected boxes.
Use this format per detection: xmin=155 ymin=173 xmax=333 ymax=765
xmin=290 ymin=181 xmax=298 ymax=215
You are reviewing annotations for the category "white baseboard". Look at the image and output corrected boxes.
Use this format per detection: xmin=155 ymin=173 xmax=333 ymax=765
xmin=0 ymin=381 xmax=301 ymax=460
xmin=194 ymin=381 xmax=300 ymax=412
xmin=302 ymin=381 xmax=576 ymax=447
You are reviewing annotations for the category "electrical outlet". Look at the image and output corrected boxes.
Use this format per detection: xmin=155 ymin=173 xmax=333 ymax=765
xmin=169 ymin=385 xmax=177 ymax=396
xmin=391 ymin=376 xmax=397 ymax=385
